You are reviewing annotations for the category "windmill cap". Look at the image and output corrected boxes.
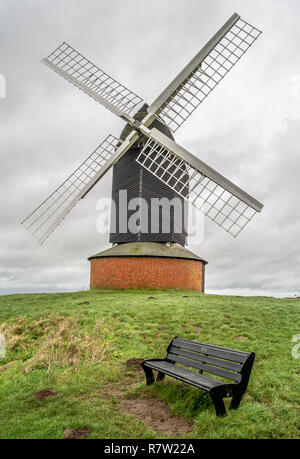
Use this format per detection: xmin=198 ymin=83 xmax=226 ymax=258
xmin=119 ymin=103 xmax=175 ymax=144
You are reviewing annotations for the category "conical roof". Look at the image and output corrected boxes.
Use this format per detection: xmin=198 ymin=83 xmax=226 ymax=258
xmin=88 ymin=242 xmax=207 ymax=264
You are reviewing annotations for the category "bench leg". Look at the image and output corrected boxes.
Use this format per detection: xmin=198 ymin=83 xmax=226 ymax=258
xmin=210 ymin=393 xmax=227 ymax=417
xmin=230 ymin=352 xmax=255 ymax=410
xmin=142 ymin=364 xmax=155 ymax=385
xmin=156 ymin=372 xmax=165 ymax=382
xmin=229 ymin=391 xmax=244 ymax=410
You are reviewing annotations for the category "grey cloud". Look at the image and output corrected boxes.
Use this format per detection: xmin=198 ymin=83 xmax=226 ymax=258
xmin=0 ymin=0 xmax=300 ymax=296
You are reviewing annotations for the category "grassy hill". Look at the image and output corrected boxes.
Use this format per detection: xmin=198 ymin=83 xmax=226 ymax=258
xmin=0 ymin=290 xmax=299 ymax=439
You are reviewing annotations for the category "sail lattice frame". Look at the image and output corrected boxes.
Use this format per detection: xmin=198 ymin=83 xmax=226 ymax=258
xmin=43 ymin=42 xmax=143 ymax=116
xmin=154 ymin=18 xmax=262 ymax=132
xmin=136 ymin=137 xmax=257 ymax=237
xmin=22 ymin=135 xmax=119 ymax=243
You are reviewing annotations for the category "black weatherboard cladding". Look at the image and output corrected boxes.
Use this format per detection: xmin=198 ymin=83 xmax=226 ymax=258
xmin=109 ymin=104 xmax=188 ymax=246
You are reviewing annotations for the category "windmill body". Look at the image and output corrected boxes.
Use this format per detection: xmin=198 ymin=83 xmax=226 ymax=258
xmin=110 ymin=104 xmax=188 ymax=246
xmin=22 ymin=13 xmax=264 ymax=291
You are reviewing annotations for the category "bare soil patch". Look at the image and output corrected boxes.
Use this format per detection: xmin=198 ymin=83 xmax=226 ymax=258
xmin=63 ymin=426 xmax=91 ymax=439
xmin=121 ymin=398 xmax=192 ymax=435
xmin=125 ymin=358 xmax=144 ymax=372
xmin=33 ymin=389 xmax=58 ymax=401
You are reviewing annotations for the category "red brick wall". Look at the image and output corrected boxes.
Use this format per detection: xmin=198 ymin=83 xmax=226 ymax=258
xmin=90 ymin=256 xmax=204 ymax=291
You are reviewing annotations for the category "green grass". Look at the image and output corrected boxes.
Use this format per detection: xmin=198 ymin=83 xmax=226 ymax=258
xmin=0 ymin=289 xmax=299 ymax=439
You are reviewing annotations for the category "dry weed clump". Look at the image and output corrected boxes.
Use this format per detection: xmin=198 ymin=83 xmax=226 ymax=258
xmin=0 ymin=316 xmax=110 ymax=371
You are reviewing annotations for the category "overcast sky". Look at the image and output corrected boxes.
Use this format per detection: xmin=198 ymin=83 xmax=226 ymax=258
xmin=0 ymin=0 xmax=300 ymax=297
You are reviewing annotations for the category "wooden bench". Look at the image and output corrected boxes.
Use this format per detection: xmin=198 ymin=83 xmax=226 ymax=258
xmin=141 ymin=337 xmax=255 ymax=417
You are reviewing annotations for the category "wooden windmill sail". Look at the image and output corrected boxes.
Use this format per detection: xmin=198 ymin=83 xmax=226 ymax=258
xmin=22 ymin=13 xmax=263 ymax=246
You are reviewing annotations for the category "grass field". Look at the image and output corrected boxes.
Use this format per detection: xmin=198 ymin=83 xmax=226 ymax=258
xmin=0 ymin=290 xmax=299 ymax=439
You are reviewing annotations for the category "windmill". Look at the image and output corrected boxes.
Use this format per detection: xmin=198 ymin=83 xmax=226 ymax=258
xmin=22 ymin=13 xmax=263 ymax=291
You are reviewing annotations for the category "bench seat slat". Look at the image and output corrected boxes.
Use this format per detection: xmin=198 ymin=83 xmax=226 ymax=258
xmin=167 ymin=353 xmax=242 ymax=382
xmin=144 ymin=360 xmax=225 ymax=390
xmin=168 ymin=346 xmax=242 ymax=372
xmin=173 ymin=338 xmax=249 ymax=364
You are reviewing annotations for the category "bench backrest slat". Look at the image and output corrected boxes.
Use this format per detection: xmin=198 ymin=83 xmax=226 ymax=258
xmin=168 ymin=345 xmax=242 ymax=373
xmin=167 ymin=353 xmax=242 ymax=383
xmin=168 ymin=338 xmax=250 ymax=382
xmin=172 ymin=338 xmax=249 ymax=364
